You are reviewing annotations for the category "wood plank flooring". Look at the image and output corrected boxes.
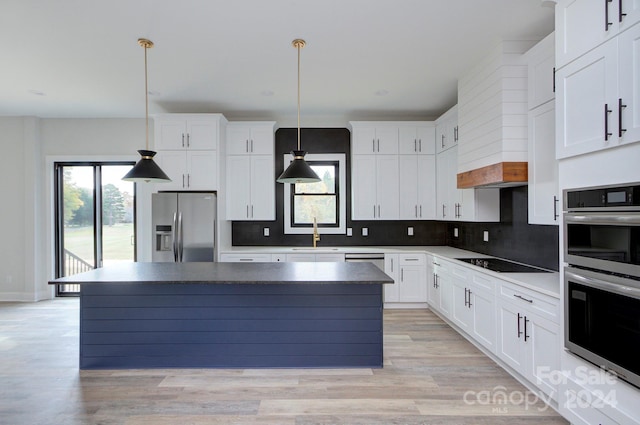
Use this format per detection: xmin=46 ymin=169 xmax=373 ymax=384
xmin=0 ymin=299 xmax=567 ymax=424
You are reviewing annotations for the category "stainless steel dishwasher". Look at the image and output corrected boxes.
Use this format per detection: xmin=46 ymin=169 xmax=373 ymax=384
xmin=344 ymin=253 xmax=385 ymax=271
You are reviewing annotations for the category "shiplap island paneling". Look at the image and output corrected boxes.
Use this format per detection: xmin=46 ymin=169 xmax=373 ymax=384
xmin=51 ymin=262 xmax=391 ymax=369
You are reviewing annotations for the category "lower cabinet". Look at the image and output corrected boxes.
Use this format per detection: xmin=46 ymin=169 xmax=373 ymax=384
xmin=497 ymin=282 xmax=560 ymax=400
xmin=220 ymin=252 xmax=345 ymax=263
xmin=384 ymin=253 xmax=427 ymax=306
xmin=219 ymin=253 xmax=272 ymax=262
xmin=427 ymin=255 xmax=560 ymax=402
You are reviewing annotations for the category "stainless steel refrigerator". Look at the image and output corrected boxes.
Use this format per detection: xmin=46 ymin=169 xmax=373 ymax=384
xmin=152 ymin=192 xmax=216 ymax=262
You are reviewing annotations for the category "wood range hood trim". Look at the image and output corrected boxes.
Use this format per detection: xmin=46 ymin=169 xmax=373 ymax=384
xmin=457 ymin=162 xmax=528 ymax=188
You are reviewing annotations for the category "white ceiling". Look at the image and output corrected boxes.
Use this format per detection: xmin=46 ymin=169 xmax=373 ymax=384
xmin=0 ymin=0 xmax=554 ymax=124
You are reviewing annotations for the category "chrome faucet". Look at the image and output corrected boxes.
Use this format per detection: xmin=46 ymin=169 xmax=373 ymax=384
xmin=313 ymin=217 xmax=320 ymax=248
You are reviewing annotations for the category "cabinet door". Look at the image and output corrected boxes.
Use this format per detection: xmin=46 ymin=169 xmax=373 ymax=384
xmin=249 ymin=126 xmax=275 ymax=155
xmin=375 ymin=155 xmax=399 ymax=219
xmin=384 ymin=254 xmax=400 ymax=303
xmin=527 ymin=313 xmax=560 ymax=399
xmin=352 ymin=127 xmax=377 ymax=154
xmin=451 ymin=280 xmax=473 ymax=332
xmin=351 ymin=155 xmax=377 ymax=220
xmin=435 ymin=121 xmax=448 ymax=153
xmin=435 ymin=149 xmax=451 ymax=220
xmin=398 ymin=156 xmax=419 ymax=220
xmin=249 ymin=155 xmax=275 ymax=220
xmin=619 ymin=0 xmax=640 ymax=31
xmin=438 ymin=271 xmax=453 ymax=318
xmin=527 ymin=33 xmax=555 ymax=110
xmin=497 ymin=300 xmax=527 ymax=372
xmin=227 ymin=126 xmax=252 ymax=155
xmin=528 ymin=101 xmax=559 ymax=225
xmin=416 ymin=126 xmax=436 ymax=154
xmin=417 ymin=155 xmax=436 ymax=219
xmin=427 ymin=259 xmax=440 ymax=310
xmin=186 ymin=119 xmax=217 ymax=150
xmin=399 ymin=265 xmax=426 ymax=303
xmin=555 ymin=0 xmax=616 ymax=68
xmin=226 ymin=156 xmax=252 ymax=220
xmin=556 ymin=39 xmax=618 ymax=159
xmin=618 ymin=22 xmax=640 ymax=145
xmin=155 ymin=150 xmax=187 ymax=190
xmin=471 ymin=287 xmax=497 ymax=353
xmin=186 ymin=151 xmax=217 ymax=190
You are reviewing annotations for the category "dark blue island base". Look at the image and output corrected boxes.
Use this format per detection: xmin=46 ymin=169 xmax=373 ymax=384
xmin=65 ymin=262 xmax=391 ymax=370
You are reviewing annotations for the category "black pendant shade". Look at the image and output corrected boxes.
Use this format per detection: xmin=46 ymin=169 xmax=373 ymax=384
xmin=122 ymin=150 xmax=171 ymax=183
xmin=277 ymin=150 xmax=321 ymax=184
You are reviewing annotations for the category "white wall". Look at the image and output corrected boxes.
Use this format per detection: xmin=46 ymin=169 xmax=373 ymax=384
xmin=0 ymin=117 xmax=154 ymax=301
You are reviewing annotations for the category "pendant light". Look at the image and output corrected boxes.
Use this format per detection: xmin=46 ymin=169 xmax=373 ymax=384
xmin=122 ymin=38 xmax=171 ymax=183
xmin=277 ymin=39 xmax=321 ymax=184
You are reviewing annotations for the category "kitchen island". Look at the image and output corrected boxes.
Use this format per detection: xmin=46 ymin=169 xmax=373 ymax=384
xmin=50 ymin=262 xmax=393 ymax=370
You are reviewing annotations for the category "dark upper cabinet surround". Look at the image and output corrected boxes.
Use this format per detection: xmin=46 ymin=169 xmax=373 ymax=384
xmin=231 ymin=128 xmax=559 ymax=271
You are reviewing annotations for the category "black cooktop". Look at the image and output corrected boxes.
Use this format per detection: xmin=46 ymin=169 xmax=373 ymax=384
xmin=455 ymin=258 xmax=551 ymax=273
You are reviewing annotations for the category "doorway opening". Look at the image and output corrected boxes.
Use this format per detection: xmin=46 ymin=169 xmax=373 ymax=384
xmin=54 ymin=162 xmax=136 ymax=296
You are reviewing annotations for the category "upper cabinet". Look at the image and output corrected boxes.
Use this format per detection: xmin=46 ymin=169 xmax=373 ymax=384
xmin=225 ymin=122 xmax=276 ymax=221
xmin=525 ymin=33 xmax=559 ymax=226
xmin=154 ymin=114 xmax=223 ymax=151
xmin=399 ymin=125 xmax=436 ymax=155
xmin=227 ymin=124 xmax=275 ymax=155
xmin=556 ymin=20 xmax=640 ymax=158
xmin=153 ymin=114 xmax=226 ymax=191
xmin=349 ymin=122 xmax=436 ymax=221
xmin=435 ymin=105 xmax=458 ymax=154
xmin=556 ymin=0 xmax=640 ymax=69
xmin=350 ymin=124 xmax=399 ymax=155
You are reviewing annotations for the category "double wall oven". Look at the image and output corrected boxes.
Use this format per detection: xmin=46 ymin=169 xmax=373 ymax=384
xmin=564 ymin=183 xmax=640 ymax=388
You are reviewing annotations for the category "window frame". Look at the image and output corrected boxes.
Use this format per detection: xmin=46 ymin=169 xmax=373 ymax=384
xmin=283 ymin=153 xmax=346 ymax=235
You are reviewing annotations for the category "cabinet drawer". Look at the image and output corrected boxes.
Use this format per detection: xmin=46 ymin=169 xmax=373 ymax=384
xmin=219 ymin=253 xmax=272 ymax=262
xmin=560 ymin=376 xmax=624 ymax=425
xmin=451 ymin=264 xmax=469 ymax=281
xmin=271 ymin=254 xmax=286 ymax=262
xmin=499 ymin=281 xmax=559 ymax=321
xmin=471 ymin=272 xmax=495 ymax=293
xmin=399 ymin=253 xmax=426 ymax=266
xmin=315 ymin=253 xmax=345 ymax=262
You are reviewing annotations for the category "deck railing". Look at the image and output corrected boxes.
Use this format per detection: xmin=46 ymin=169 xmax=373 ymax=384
xmin=58 ymin=249 xmax=94 ymax=295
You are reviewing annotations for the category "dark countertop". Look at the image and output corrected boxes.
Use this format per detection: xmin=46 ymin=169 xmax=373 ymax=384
xmin=49 ymin=262 xmax=394 ymax=285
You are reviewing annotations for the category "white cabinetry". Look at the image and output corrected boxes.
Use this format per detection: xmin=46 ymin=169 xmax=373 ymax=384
xmin=436 ymin=146 xmax=499 ymax=222
xmin=450 ymin=265 xmax=497 ymax=353
xmin=153 ymin=114 xmax=225 ymax=191
xmin=430 ymin=257 xmax=453 ymax=317
xmin=219 ymin=253 xmax=272 ymax=262
xmin=225 ymin=122 xmax=275 ymax=221
xmin=352 ymin=154 xmax=399 ymax=220
xmin=556 ymin=0 xmax=640 ymax=69
xmin=399 ymin=146 xmax=436 ymax=220
xmin=351 ymin=124 xmax=399 ymax=154
xmin=496 ymin=281 xmax=560 ymax=400
xmin=285 ymin=253 xmax=345 ymax=262
xmin=154 ymin=114 xmax=221 ymax=150
xmin=525 ymin=33 xmax=559 ymax=225
xmin=399 ymin=125 xmax=435 ymax=154
xmin=556 ymin=17 xmax=640 ymax=159
xmin=435 ymin=105 xmax=458 ymax=154
xmin=384 ymin=253 xmax=427 ymax=307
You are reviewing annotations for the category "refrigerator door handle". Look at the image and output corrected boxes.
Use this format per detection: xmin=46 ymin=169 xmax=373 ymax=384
xmin=177 ymin=211 xmax=184 ymax=262
xmin=172 ymin=212 xmax=178 ymax=262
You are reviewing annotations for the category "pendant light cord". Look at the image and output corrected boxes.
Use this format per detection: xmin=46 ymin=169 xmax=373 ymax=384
xmin=296 ymin=41 xmax=301 ymax=151
xmin=144 ymin=43 xmax=150 ymax=151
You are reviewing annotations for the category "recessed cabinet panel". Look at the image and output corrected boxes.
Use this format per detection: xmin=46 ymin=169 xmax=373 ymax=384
xmin=249 ymin=155 xmax=275 ymax=220
xmin=528 ymin=101 xmax=558 ymax=225
xmin=351 ymin=155 xmax=377 ymax=220
xmin=226 ymin=155 xmax=252 ymax=220
xmin=185 ymin=120 xmax=218 ymax=150
xmin=375 ymin=155 xmax=400 ymax=220
xmin=618 ymin=22 xmax=640 ymax=145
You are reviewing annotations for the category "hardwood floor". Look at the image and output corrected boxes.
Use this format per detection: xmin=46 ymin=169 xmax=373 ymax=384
xmin=0 ymin=299 xmax=567 ymax=424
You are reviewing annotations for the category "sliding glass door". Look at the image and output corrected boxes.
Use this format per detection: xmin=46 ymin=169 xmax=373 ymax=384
xmin=54 ymin=162 xmax=136 ymax=295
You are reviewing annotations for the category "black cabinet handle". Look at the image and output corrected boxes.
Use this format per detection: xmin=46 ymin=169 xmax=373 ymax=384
xmin=468 ymin=289 xmax=472 ymax=308
xmin=619 ymin=98 xmax=627 ymax=138
xmin=606 ymin=0 xmax=613 ymax=30
xmin=524 ymin=316 xmax=530 ymax=342
xmin=553 ymin=196 xmax=559 ymax=221
xmin=604 ymin=104 xmax=613 ymax=141
xmin=517 ymin=313 xmax=523 ymax=338
xmin=619 ymin=0 xmax=627 ymax=22
xmin=514 ymin=294 xmax=533 ymax=304
xmin=553 ymin=67 xmax=556 ymax=93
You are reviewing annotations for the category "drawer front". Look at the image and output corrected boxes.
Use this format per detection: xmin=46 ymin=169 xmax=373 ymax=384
xmin=471 ymin=272 xmax=495 ymax=294
xmin=315 ymin=253 xmax=345 ymax=262
xmin=400 ymin=253 xmax=425 ymax=266
xmin=219 ymin=253 xmax=272 ymax=262
xmin=499 ymin=281 xmax=558 ymax=321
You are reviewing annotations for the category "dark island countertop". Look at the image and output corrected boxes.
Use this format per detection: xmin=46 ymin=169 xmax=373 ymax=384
xmin=49 ymin=261 xmax=394 ymax=285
